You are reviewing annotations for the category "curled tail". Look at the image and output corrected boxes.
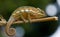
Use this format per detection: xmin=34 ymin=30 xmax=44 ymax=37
xmin=5 ymin=16 xmax=16 ymax=36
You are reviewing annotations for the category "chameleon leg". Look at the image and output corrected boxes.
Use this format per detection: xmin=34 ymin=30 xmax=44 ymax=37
xmin=19 ymin=13 xmax=26 ymax=23
xmin=27 ymin=12 xmax=31 ymax=23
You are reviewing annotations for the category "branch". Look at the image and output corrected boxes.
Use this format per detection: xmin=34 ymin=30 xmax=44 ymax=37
xmin=13 ymin=16 xmax=58 ymax=24
xmin=0 ymin=16 xmax=58 ymax=26
xmin=0 ymin=16 xmax=58 ymax=36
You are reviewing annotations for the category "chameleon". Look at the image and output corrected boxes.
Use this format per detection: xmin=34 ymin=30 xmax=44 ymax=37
xmin=5 ymin=6 xmax=46 ymax=36
xmin=9 ymin=6 xmax=46 ymax=23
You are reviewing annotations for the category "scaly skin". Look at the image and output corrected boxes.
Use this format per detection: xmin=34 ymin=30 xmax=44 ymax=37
xmin=5 ymin=6 xmax=46 ymax=36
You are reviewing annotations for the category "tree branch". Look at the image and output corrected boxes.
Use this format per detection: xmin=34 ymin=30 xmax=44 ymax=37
xmin=0 ymin=16 xmax=58 ymax=26
xmin=13 ymin=16 xmax=58 ymax=24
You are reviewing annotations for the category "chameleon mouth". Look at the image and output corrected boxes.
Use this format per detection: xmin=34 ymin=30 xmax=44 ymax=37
xmin=34 ymin=14 xmax=47 ymax=19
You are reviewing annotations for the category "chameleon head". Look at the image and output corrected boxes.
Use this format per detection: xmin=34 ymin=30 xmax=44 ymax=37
xmin=31 ymin=8 xmax=46 ymax=19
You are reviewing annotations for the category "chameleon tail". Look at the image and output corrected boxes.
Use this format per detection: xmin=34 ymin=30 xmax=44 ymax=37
xmin=5 ymin=16 xmax=16 ymax=36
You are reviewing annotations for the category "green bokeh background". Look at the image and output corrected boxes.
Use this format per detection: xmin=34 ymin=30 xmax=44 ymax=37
xmin=0 ymin=0 xmax=58 ymax=37
xmin=0 ymin=0 xmax=51 ymax=20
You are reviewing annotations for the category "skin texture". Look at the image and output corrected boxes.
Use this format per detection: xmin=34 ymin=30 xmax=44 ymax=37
xmin=5 ymin=6 xmax=46 ymax=36
xmin=12 ymin=6 xmax=46 ymax=22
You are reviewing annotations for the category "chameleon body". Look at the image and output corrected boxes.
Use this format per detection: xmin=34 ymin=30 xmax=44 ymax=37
xmin=5 ymin=6 xmax=46 ymax=36
xmin=12 ymin=6 xmax=46 ymax=22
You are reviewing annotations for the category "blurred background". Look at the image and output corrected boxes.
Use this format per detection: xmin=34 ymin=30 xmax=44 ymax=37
xmin=0 ymin=0 xmax=60 ymax=37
